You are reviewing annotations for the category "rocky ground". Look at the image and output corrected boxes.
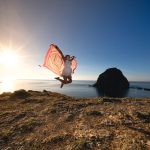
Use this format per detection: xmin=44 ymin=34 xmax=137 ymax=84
xmin=0 ymin=90 xmax=150 ymax=150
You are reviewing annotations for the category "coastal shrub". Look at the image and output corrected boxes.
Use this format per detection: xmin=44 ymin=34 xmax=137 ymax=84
xmin=48 ymin=135 xmax=65 ymax=144
xmin=14 ymin=112 xmax=26 ymax=121
xmin=10 ymin=89 xmax=31 ymax=99
xmin=0 ymin=111 xmax=11 ymax=117
xmin=0 ymin=129 xmax=12 ymax=143
xmin=50 ymin=108 xmax=57 ymax=114
xmin=0 ymin=92 xmax=12 ymax=97
xmin=65 ymin=113 xmax=75 ymax=122
xmin=86 ymin=111 xmax=103 ymax=116
xmin=72 ymin=138 xmax=88 ymax=150
xmin=102 ymin=98 xmax=122 ymax=103
xmin=42 ymin=134 xmax=69 ymax=145
xmin=18 ymin=118 xmax=41 ymax=133
xmin=135 ymin=111 xmax=150 ymax=122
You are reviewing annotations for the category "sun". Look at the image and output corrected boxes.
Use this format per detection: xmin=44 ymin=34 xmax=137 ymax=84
xmin=0 ymin=49 xmax=19 ymax=67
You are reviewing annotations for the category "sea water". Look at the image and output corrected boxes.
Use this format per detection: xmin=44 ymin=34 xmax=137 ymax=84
xmin=0 ymin=80 xmax=150 ymax=98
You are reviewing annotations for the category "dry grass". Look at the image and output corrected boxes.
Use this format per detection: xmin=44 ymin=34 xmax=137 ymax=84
xmin=0 ymin=90 xmax=150 ymax=149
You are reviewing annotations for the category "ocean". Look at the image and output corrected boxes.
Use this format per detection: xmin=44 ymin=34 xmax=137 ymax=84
xmin=0 ymin=80 xmax=150 ymax=98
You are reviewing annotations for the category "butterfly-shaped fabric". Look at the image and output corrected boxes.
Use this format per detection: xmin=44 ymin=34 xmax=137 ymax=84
xmin=43 ymin=44 xmax=77 ymax=76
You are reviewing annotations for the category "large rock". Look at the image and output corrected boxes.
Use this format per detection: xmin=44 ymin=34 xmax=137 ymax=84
xmin=93 ymin=68 xmax=129 ymax=97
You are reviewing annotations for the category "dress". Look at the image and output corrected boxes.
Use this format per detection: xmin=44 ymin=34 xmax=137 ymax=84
xmin=61 ymin=60 xmax=72 ymax=77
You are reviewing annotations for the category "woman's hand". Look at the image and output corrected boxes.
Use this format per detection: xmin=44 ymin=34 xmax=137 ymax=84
xmin=70 ymin=56 xmax=76 ymax=61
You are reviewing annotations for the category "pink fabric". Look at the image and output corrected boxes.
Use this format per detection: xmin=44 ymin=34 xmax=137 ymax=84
xmin=43 ymin=44 xmax=77 ymax=76
xmin=71 ymin=59 xmax=77 ymax=73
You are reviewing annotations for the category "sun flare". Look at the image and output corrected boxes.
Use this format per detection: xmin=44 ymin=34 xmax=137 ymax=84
xmin=0 ymin=49 xmax=19 ymax=67
xmin=0 ymin=79 xmax=14 ymax=93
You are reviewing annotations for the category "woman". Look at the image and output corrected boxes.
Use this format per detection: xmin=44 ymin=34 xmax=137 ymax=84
xmin=55 ymin=54 xmax=75 ymax=88
xmin=43 ymin=44 xmax=77 ymax=88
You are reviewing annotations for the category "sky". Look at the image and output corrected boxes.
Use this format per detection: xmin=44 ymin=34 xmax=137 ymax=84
xmin=0 ymin=0 xmax=150 ymax=81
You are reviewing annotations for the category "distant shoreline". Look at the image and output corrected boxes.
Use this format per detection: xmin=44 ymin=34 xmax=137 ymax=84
xmin=1 ymin=79 xmax=150 ymax=82
xmin=0 ymin=80 xmax=150 ymax=98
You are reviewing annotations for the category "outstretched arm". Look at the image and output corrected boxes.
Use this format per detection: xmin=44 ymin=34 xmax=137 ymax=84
xmin=70 ymin=56 xmax=75 ymax=61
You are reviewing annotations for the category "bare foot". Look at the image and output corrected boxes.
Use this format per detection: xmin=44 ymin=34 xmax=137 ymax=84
xmin=55 ymin=77 xmax=59 ymax=80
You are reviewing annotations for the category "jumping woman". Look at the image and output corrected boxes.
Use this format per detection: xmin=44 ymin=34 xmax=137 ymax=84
xmin=43 ymin=44 xmax=77 ymax=88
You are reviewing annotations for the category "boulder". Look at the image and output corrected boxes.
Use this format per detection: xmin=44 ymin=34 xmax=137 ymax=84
xmin=93 ymin=68 xmax=129 ymax=97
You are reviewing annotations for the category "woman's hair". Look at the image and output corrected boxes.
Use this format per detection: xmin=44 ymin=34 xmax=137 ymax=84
xmin=64 ymin=55 xmax=70 ymax=59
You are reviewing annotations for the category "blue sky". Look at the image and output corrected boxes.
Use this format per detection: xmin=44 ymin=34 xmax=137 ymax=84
xmin=0 ymin=0 xmax=150 ymax=81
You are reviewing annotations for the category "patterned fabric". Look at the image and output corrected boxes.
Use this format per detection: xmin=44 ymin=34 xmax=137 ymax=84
xmin=43 ymin=44 xmax=77 ymax=76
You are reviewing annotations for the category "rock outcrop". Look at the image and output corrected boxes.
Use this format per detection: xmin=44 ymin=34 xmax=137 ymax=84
xmin=93 ymin=68 xmax=129 ymax=97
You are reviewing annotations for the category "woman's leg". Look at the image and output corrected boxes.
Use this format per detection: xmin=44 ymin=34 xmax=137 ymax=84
xmin=62 ymin=76 xmax=72 ymax=84
xmin=55 ymin=76 xmax=72 ymax=88
xmin=67 ymin=76 xmax=72 ymax=83
xmin=55 ymin=77 xmax=66 ymax=84
xmin=60 ymin=76 xmax=68 ymax=88
xmin=63 ymin=76 xmax=68 ymax=84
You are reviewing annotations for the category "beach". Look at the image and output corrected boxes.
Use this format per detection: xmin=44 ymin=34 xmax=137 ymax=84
xmin=0 ymin=90 xmax=150 ymax=150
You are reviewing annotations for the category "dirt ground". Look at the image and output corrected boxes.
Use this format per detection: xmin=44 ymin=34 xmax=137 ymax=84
xmin=0 ymin=89 xmax=150 ymax=150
